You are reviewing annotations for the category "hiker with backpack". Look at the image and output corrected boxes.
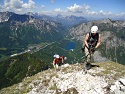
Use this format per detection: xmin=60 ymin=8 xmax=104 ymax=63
xmin=82 ymin=26 xmax=101 ymax=70
xmin=53 ymin=54 xmax=60 ymax=71
xmin=53 ymin=54 xmax=67 ymax=71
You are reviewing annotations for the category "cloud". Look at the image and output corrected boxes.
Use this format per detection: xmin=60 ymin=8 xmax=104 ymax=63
xmin=83 ymin=4 xmax=90 ymax=10
xmin=89 ymin=11 xmax=97 ymax=15
xmin=10 ymin=0 xmax=23 ymax=9
xmin=116 ymin=12 xmax=125 ymax=17
xmin=2 ymin=0 xmax=36 ymax=13
xmin=22 ymin=0 xmax=36 ymax=9
xmin=67 ymin=3 xmax=83 ymax=13
xmin=108 ymin=11 xmax=112 ymax=15
xmin=41 ymin=5 xmax=45 ymax=8
xmin=4 ymin=0 xmax=23 ymax=9
xmin=54 ymin=8 xmax=62 ymax=12
xmin=99 ymin=10 xmax=106 ymax=15
xmin=66 ymin=3 xmax=91 ymax=14
xmin=65 ymin=3 xmax=124 ymax=19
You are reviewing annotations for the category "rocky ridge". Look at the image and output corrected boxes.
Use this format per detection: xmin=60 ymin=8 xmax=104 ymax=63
xmin=0 ymin=62 xmax=125 ymax=94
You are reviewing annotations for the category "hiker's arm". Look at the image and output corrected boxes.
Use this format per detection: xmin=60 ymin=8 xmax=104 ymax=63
xmin=62 ymin=58 xmax=64 ymax=63
xmin=52 ymin=59 xmax=56 ymax=68
xmin=60 ymin=57 xmax=64 ymax=63
xmin=84 ymin=33 xmax=89 ymax=48
xmin=53 ymin=59 xmax=55 ymax=64
xmin=95 ymin=34 xmax=101 ymax=49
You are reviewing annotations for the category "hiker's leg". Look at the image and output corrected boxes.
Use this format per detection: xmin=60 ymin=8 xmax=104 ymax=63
xmin=84 ymin=46 xmax=91 ymax=63
xmin=56 ymin=63 xmax=59 ymax=70
xmin=53 ymin=62 xmax=56 ymax=69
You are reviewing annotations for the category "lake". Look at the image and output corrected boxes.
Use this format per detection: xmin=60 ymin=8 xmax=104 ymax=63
xmin=66 ymin=42 xmax=76 ymax=50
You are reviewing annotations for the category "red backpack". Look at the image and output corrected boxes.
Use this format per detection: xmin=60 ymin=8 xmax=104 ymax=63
xmin=55 ymin=58 xmax=60 ymax=64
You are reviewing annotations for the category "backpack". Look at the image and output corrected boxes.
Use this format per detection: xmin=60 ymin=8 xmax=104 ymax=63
xmin=87 ymin=32 xmax=99 ymax=47
xmin=55 ymin=58 xmax=60 ymax=64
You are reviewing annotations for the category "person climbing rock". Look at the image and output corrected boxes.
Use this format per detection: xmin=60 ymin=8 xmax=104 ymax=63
xmin=53 ymin=55 xmax=67 ymax=71
xmin=83 ymin=26 xmax=101 ymax=70
xmin=53 ymin=54 xmax=60 ymax=71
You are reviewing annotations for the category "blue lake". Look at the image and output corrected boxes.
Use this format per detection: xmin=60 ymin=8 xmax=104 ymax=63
xmin=66 ymin=42 xmax=76 ymax=50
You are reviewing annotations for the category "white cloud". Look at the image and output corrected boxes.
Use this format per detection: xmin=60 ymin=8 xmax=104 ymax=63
xmin=2 ymin=0 xmax=36 ymax=13
xmin=41 ymin=5 xmax=45 ymax=8
xmin=99 ymin=10 xmax=106 ymax=15
xmin=83 ymin=4 xmax=90 ymax=10
xmin=4 ymin=0 xmax=11 ymax=10
xmin=89 ymin=11 xmax=97 ymax=15
xmin=22 ymin=0 xmax=36 ymax=9
xmin=54 ymin=8 xmax=62 ymax=12
xmin=3 ymin=0 xmax=23 ymax=12
xmin=10 ymin=0 xmax=23 ymax=9
xmin=67 ymin=3 xmax=83 ymax=13
xmin=4 ymin=0 xmax=23 ymax=9
xmin=108 ymin=11 xmax=112 ymax=15
xmin=66 ymin=3 xmax=123 ymax=19
xmin=116 ymin=12 xmax=125 ymax=17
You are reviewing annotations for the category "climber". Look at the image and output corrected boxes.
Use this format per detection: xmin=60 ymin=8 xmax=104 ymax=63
xmin=53 ymin=55 xmax=67 ymax=71
xmin=59 ymin=56 xmax=67 ymax=64
xmin=53 ymin=54 xmax=60 ymax=71
xmin=82 ymin=25 xmax=101 ymax=70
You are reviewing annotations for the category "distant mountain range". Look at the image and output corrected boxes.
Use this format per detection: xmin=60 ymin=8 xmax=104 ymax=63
xmin=0 ymin=11 xmax=66 ymax=59
xmin=26 ymin=12 xmax=88 ymax=28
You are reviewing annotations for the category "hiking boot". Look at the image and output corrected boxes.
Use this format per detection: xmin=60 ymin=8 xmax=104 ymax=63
xmin=86 ymin=63 xmax=91 ymax=70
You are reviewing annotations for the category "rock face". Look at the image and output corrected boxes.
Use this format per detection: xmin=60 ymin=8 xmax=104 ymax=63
xmin=52 ymin=68 xmax=108 ymax=94
xmin=110 ymin=78 xmax=125 ymax=94
xmin=0 ymin=62 xmax=125 ymax=94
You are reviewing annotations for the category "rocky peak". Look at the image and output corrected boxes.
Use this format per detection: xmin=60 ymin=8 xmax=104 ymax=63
xmin=0 ymin=11 xmax=14 ymax=22
xmin=0 ymin=11 xmax=34 ymax=23
xmin=25 ymin=12 xmax=34 ymax=16
xmin=102 ymin=18 xmax=112 ymax=23
xmin=0 ymin=62 xmax=125 ymax=94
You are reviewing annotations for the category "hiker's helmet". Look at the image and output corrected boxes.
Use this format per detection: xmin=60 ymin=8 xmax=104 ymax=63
xmin=56 ymin=55 xmax=60 ymax=58
xmin=91 ymin=26 xmax=98 ymax=33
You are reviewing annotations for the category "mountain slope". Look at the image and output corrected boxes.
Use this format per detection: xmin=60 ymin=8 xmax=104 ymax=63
xmin=0 ymin=12 xmax=66 ymax=60
xmin=0 ymin=39 xmax=83 ymax=90
xmin=33 ymin=39 xmax=83 ymax=64
xmin=0 ymin=53 xmax=50 ymax=90
xmin=0 ymin=62 xmax=125 ymax=94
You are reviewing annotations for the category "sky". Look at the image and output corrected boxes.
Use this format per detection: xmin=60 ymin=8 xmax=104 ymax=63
xmin=0 ymin=0 xmax=125 ymax=19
